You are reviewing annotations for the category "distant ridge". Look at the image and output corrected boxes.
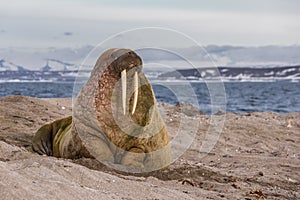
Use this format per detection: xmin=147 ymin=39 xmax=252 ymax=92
xmin=159 ymin=65 xmax=300 ymax=80
xmin=40 ymin=59 xmax=78 ymax=71
xmin=0 ymin=65 xmax=299 ymax=82
xmin=1 ymin=45 xmax=300 ymax=70
xmin=0 ymin=59 xmax=28 ymax=71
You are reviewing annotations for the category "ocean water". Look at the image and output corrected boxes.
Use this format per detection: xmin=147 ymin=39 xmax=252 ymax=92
xmin=0 ymin=81 xmax=299 ymax=114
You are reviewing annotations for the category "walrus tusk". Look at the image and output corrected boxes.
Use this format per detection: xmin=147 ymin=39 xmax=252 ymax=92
xmin=121 ymin=69 xmax=127 ymax=115
xmin=132 ymin=71 xmax=138 ymax=114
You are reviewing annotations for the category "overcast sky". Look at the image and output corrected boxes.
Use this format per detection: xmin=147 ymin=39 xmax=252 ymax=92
xmin=0 ymin=0 xmax=299 ymax=48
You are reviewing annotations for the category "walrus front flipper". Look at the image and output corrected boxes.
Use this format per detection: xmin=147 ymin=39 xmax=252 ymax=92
xmin=121 ymin=147 xmax=146 ymax=168
xmin=32 ymin=123 xmax=53 ymax=156
xmin=32 ymin=116 xmax=72 ymax=156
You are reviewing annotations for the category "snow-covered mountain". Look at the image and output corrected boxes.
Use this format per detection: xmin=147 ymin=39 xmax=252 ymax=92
xmin=0 ymin=57 xmax=79 ymax=72
xmin=0 ymin=59 xmax=28 ymax=71
xmin=159 ymin=65 xmax=300 ymax=81
xmin=40 ymin=59 xmax=78 ymax=71
xmin=0 ymin=45 xmax=94 ymax=71
xmin=0 ymin=45 xmax=300 ymax=72
xmin=205 ymin=45 xmax=300 ymax=67
xmin=138 ymin=45 xmax=300 ymax=68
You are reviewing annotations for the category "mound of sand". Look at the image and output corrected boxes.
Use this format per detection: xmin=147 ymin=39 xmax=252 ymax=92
xmin=0 ymin=95 xmax=299 ymax=199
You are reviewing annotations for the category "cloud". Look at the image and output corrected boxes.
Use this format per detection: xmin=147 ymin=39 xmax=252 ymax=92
xmin=1 ymin=0 xmax=299 ymax=22
xmin=0 ymin=0 xmax=300 ymax=47
xmin=63 ymin=32 xmax=73 ymax=36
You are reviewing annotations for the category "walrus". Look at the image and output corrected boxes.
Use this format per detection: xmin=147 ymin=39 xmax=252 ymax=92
xmin=32 ymin=48 xmax=171 ymax=172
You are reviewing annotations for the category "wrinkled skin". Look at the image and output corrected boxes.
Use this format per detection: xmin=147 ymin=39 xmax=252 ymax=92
xmin=32 ymin=48 xmax=171 ymax=170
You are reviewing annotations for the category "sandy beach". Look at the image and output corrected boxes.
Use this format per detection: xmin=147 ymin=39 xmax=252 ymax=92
xmin=0 ymin=95 xmax=299 ymax=199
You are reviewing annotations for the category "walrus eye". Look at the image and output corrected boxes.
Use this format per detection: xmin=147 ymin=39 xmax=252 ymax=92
xmin=121 ymin=69 xmax=139 ymax=115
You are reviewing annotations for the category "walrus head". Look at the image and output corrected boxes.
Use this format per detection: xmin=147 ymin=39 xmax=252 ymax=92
xmin=91 ymin=48 xmax=160 ymax=133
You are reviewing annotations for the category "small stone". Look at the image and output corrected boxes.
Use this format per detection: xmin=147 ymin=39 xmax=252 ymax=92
xmin=258 ymin=171 xmax=264 ymax=176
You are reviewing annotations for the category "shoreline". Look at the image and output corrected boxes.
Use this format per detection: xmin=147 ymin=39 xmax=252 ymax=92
xmin=7 ymin=95 xmax=299 ymax=115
